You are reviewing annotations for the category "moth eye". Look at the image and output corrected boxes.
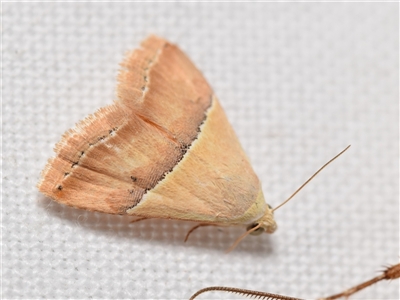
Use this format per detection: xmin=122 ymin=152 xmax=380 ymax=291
xmin=247 ymin=223 xmax=265 ymax=236
xmin=267 ymin=204 xmax=272 ymax=209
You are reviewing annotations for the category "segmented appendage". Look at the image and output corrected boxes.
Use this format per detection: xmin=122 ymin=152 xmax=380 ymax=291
xmin=384 ymin=263 xmax=400 ymax=280
xmin=189 ymin=286 xmax=303 ymax=300
xmin=321 ymin=262 xmax=400 ymax=300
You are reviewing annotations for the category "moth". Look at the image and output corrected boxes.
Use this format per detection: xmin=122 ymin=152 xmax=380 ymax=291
xmin=38 ymin=36 xmax=348 ymax=250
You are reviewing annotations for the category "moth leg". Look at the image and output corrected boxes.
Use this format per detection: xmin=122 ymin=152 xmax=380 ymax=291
xmin=130 ymin=217 xmax=150 ymax=224
xmin=184 ymin=224 xmax=218 ymax=242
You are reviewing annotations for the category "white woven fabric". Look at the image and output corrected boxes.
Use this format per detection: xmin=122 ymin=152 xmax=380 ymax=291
xmin=3 ymin=3 xmax=398 ymax=299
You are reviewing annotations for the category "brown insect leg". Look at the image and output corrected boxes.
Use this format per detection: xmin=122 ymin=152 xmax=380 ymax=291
xmin=184 ymin=224 xmax=218 ymax=242
xmin=130 ymin=217 xmax=150 ymax=223
xmin=321 ymin=263 xmax=400 ymax=300
xmin=189 ymin=286 xmax=304 ymax=300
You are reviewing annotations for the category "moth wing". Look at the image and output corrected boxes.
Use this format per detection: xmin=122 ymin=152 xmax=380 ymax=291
xmin=128 ymin=97 xmax=267 ymax=225
xmin=38 ymin=36 xmax=212 ymax=214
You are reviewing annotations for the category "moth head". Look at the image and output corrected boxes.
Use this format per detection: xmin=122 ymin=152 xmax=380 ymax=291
xmin=226 ymin=203 xmax=277 ymax=253
xmin=247 ymin=204 xmax=277 ymax=235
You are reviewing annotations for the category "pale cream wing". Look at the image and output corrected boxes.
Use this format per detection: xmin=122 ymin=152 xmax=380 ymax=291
xmin=128 ymin=97 xmax=267 ymax=225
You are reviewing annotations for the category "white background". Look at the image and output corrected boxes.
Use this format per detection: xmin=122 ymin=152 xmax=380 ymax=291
xmin=3 ymin=2 xmax=398 ymax=299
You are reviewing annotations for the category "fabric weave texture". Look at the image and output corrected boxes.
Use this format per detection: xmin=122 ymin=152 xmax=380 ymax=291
xmin=3 ymin=3 xmax=398 ymax=299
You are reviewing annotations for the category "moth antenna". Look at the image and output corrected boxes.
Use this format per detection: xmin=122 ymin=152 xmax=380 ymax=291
xmin=189 ymin=286 xmax=303 ymax=300
xmin=225 ymin=223 xmax=262 ymax=253
xmin=273 ymin=145 xmax=351 ymax=212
